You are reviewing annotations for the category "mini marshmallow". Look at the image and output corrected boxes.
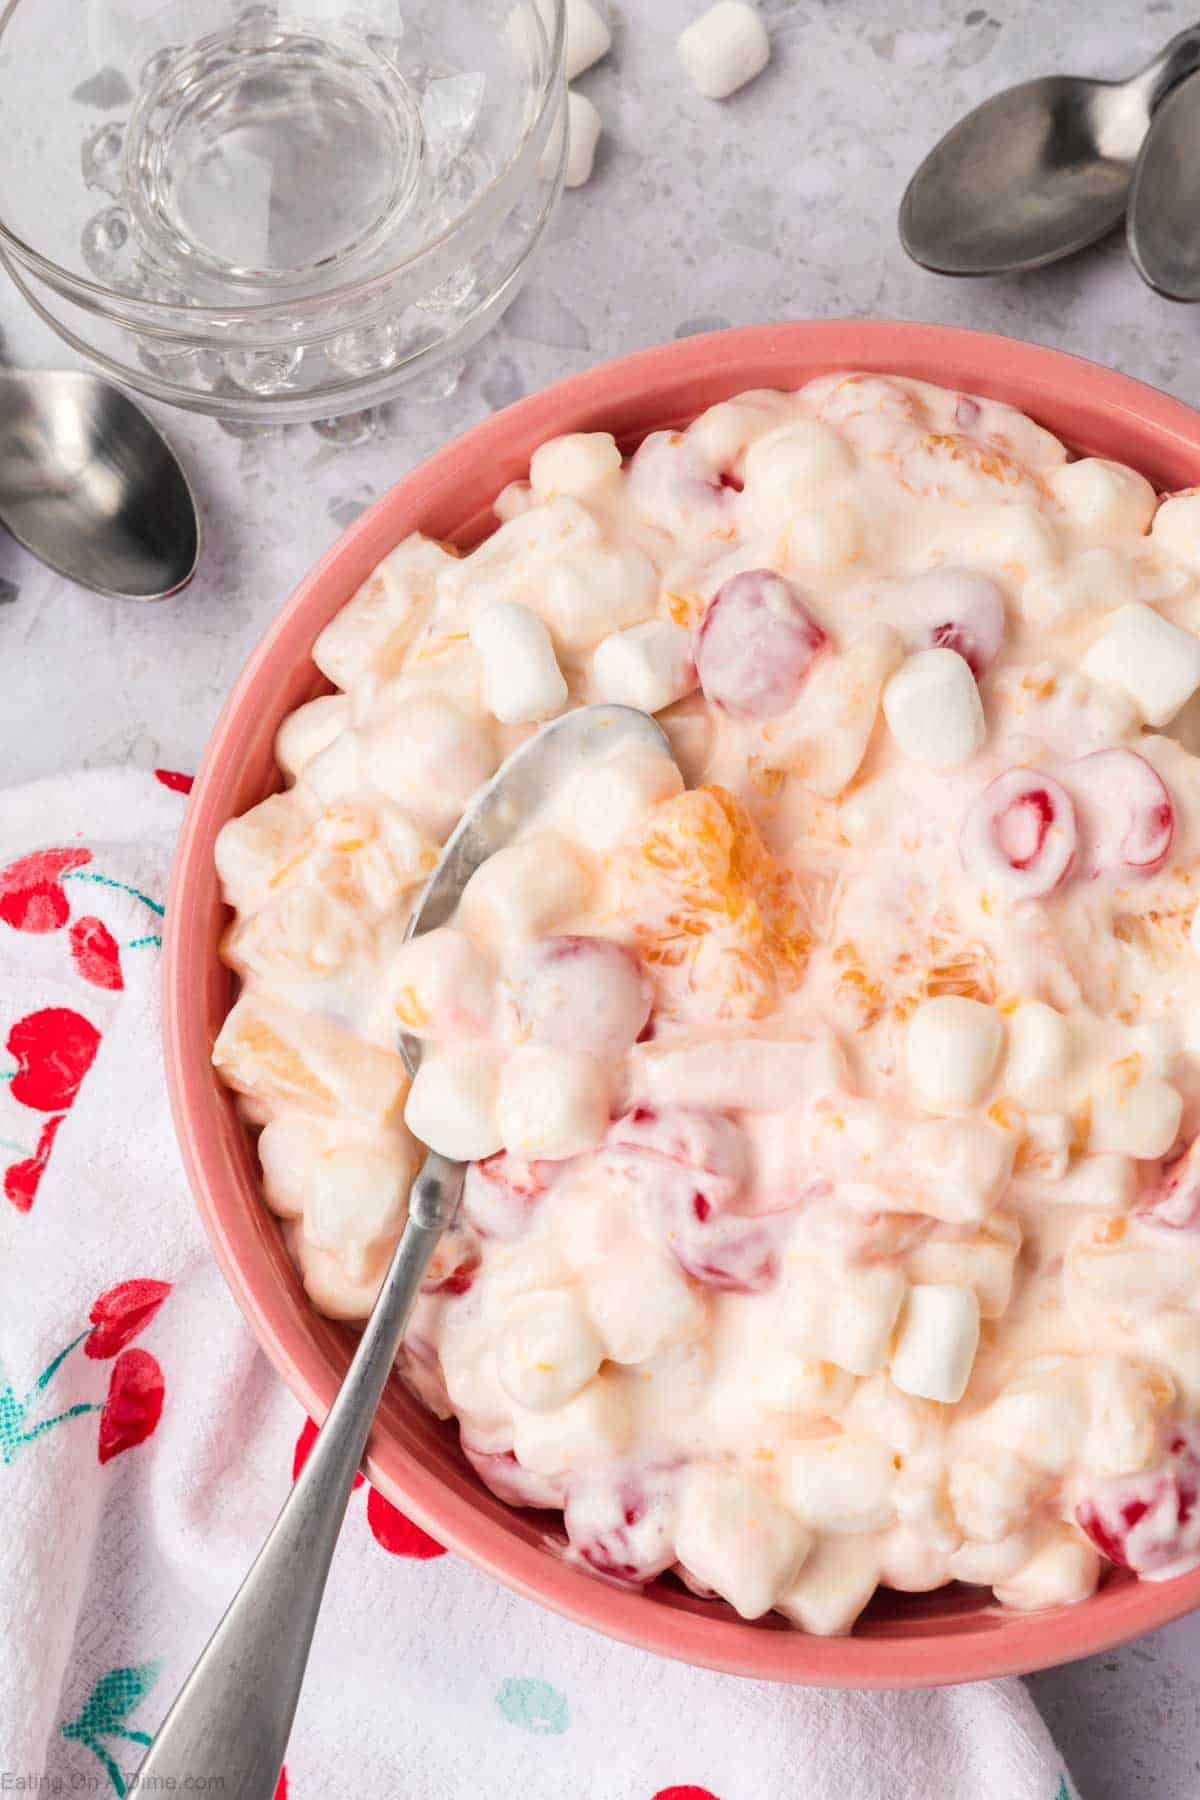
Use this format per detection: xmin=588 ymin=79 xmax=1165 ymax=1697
xmin=275 ymin=694 xmax=352 ymax=783
xmin=364 ymin=692 xmax=498 ymax=835
xmin=907 ymin=1216 xmax=1022 ymax=1320
xmin=382 ymin=926 xmax=495 ymax=1040
xmin=1081 ymin=602 xmax=1200 ymax=727
xmin=214 ymin=789 xmax=317 ymax=915
xmin=882 ymin=648 xmax=986 ymax=770
xmin=787 ymin=1262 xmax=908 ymax=1377
xmin=552 ymin=747 xmax=684 ymax=852
xmin=529 ymin=431 xmax=622 ymax=501
xmin=777 ymin=1535 xmax=881 ymax=1637
xmin=469 ymin=600 xmax=568 ymax=725
xmin=591 ymin=620 xmax=697 ymax=713
xmin=685 ymin=393 xmax=788 ymax=473
xmin=495 ymin=1288 xmax=603 ymax=1411
xmin=496 ymin=1044 xmax=609 ymax=1159
xmin=404 ymin=1045 xmax=504 ymax=1160
xmin=301 ymin=728 xmax=366 ymax=804
xmin=879 ymin=1526 xmax=953 ymax=1594
xmin=628 ymin=1024 xmax=848 ymax=1114
xmin=890 ymin=1283 xmax=980 ymax=1404
xmin=740 ymin=419 xmax=855 ymax=512
xmin=1048 ymin=458 xmax=1157 ymax=537
xmin=845 ymin=1373 xmax=942 ymax=1457
xmin=753 ymin=1352 xmax=855 ymax=1418
xmin=1003 ymin=1001 xmax=1072 ymax=1102
xmin=583 ymin=1253 xmax=707 ymax=1363
xmin=539 ymin=544 xmax=659 ymax=650
xmin=1083 ymin=1356 xmax=1173 ymax=1479
xmin=983 ymin=1360 xmax=1089 ymax=1475
xmin=1152 ymin=489 xmax=1200 ymax=566
xmin=948 ymin=1450 xmax=1044 ymax=1545
xmin=458 ymin=833 xmax=592 ymax=946
xmin=303 ymin=1145 xmax=411 ymax=1275
xmin=1144 ymin=1312 xmax=1200 ymax=1406
xmin=675 ymin=1466 xmax=811 ymax=1618
xmin=292 ymin=1228 xmax=387 ymax=1322
xmin=947 ymin=1530 xmax=1038 ymax=1587
xmin=1087 ymin=1067 xmax=1182 ymax=1160
xmin=562 ymin=90 xmax=602 ymax=188
xmin=991 ymin=1526 xmax=1101 ymax=1612
xmin=257 ymin=1114 xmax=328 ymax=1218
xmin=511 ymin=1371 xmax=632 ymax=1473
xmin=311 ymin=534 xmax=451 ymax=690
xmin=537 ymin=0 xmax=611 ymax=78
xmin=905 ymin=995 xmax=1003 ymax=1113
xmin=678 ymin=1 xmax=771 ymax=100
xmin=781 ymin=1435 xmax=897 ymax=1534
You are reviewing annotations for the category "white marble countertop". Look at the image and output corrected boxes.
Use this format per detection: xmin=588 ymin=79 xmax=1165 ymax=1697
xmin=5 ymin=0 xmax=1200 ymax=1788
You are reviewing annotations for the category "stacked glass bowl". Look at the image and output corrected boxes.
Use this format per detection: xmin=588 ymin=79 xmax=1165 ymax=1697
xmin=0 ymin=0 xmax=565 ymax=420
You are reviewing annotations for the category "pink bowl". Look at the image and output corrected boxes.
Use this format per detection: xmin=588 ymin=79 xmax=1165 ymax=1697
xmin=164 ymin=320 xmax=1200 ymax=1686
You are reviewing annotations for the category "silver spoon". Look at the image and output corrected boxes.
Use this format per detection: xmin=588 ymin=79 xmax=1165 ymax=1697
xmin=1127 ymin=66 xmax=1200 ymax=299
xmin=899 ymin=27 xmax=1200 ymax=277
xmin=0 ymin=369 xmax=199 ymax=600
xmin=136 ymin=702 xmax=672 ymax=1797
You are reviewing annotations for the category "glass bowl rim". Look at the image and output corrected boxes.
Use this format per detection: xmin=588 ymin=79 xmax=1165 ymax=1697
xmin=0 ymin=0 xmax=564 ymax=323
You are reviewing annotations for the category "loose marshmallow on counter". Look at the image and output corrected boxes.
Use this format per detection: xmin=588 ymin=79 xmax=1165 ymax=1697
xmin=469 ymin=600 xmax=568 ymax=724
xmin=1047 ymin=458 xmax=1157 ymax=537
xmin=1003 ymin=1001 xmax=1073 ymax=1101
xmin=364 ymin=692 xmax=498 ymax=835
xmin=591 ymin=620 xmax=697 ymax=713
xmin=529 ymin=431 xmax=622 ymax=501
xmin=882 ymin=648 xmax=986 ymax=769
xmin=495 ymin=1288 xmax=603 ymax=1411
xmin=889 ymin=1283 xmax=980 ymax=1404
xmin=381 ymin=926 xmax=495 ymax=1040
xmin=544 ymin=0 xmax=611 ymax=78
xmin=990 ymin=1526 xmax=1101 ymax=1612
xmin=678 ymin=1 xmax=771 ymax=99
xmin=303 ymin=1145 xmax=411 ymax=1276
xmin=1087 ymin=1066 xmax=1182 ymax=1160
xmin=496 ymin=1044 xmax=609 ymax=1159
xmin=275 ymin=694 xmax=352 ymax=782
xmin=781 ymin=1435 xmax=897 ymax=1533
xmin=404 ymin=1044 xmax=504 ymax=1160
xmin=675 ymin=1466 xmax=810 ymax=1619
xmin=583 ymin=1253 xmax=707 ymax=1363
xmin=905 ymin=995 xmax=1003 ymax=1113
xmin=776 ymin=1535 xmax=882 ymax=1637
xmin=563 ymin=90 xmax=602 ymax=188
xmin=1081 ymin=602 xmax=1200 ymax=726
xmin=458 ymin=833 xmax=592 ymax=946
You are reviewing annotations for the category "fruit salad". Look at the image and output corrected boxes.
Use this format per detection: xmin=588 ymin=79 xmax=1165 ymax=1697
xmin=213 ymin=372 xmax=1200 ymax=1635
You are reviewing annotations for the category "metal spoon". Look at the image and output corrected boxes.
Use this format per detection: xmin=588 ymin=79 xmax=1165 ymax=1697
xmin=899 ymin=27 xmax=1200 ymax=277
xmin=1127 ymin=66 xmax=1200 ymax=299
xmin=136 ymin=702 xmax=672 ymax=1798
xmin=0 ymin=369 xmax=199 ymax=599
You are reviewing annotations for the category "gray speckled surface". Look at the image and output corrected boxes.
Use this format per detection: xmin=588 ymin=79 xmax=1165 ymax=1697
xmin=5 ymin=0 xmax=1200 ymax=1789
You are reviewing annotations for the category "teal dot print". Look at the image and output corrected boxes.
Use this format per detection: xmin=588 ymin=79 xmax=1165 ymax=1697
xmin=495 ymin=1676 xmax=570 ymax=1736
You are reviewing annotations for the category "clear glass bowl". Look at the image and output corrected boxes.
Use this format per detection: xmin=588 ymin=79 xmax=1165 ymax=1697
xmin=0 ymin=0 xmax=564 ymax=419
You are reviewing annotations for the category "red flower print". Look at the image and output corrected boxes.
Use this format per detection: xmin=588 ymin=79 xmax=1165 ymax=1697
xmin=0 ymin=848 xmax=91 ymax=933
xmin=273 ymin=1768 xmax=288 ymax=1800
xmin=366 ymin=1487 xmax=447 ymax=1558
xmin=154 ymin=769 xmax=194 ymax=795
xmin=3 ymin=1114 xmax=65 ymax=1212
xmin=97 ymin=1348 xmax=165 ymax=1464
xmin=86 ymin=1279 xmax=172 ymax=1359
xmin=69 ymin=916 xmax=123 ymax=991
xmin=653 ymin=1789 xmax=720 ymax=1800
xmin=292 ymin=1415 xmax=364 ymax=1489
xmin=7 ymin=1007 xmax=101 ymax=1111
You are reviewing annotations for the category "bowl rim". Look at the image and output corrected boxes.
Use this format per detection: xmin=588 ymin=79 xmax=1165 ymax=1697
xmin=0 ymin=0 xmax=564 ymax=323
xmin=164 ymin=318 xmax=1200 ymax=1686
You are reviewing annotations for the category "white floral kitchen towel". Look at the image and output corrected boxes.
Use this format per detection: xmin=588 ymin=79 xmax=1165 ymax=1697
xmin=0 ymin=766 xmax=1081 ymax=1800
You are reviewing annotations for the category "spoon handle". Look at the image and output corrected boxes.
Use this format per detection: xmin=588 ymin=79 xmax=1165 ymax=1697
xmin=1130 ymin=25 xmax=1200 ymax=109
xmin=133 ymin=1149 xmax=465 ymax=1798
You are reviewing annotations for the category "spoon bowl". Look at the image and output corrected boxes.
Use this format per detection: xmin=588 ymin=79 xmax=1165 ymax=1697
xmin=1127 ymin=67 xmax=1200 ymax=300
xmin=0 ymin=369 xmax=200 ymax=599
xmin=900 ymin=28 xmax=1200 ymax=277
